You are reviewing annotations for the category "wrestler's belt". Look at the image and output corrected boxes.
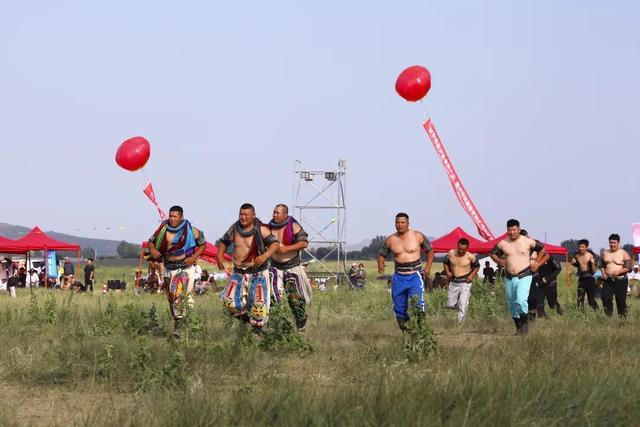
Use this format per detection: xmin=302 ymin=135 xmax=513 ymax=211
xmin=577 ymin=270 xmax=595 ymax=279
xmin=164 ymin=260 xmax=186 ymax=271
xmin=450 ymin=275 xmax=471 ymax=284
xmin=504 ymin=267 xmax=532 ymax=280
xmin=234 ymin=263 xmax=268 ymax=275
xmin=394 ymin=259 xmax=422 ymax=274
xmin=271 ymin=256 xmax=301 ymax=270
xmin=604 ymin=275 xmax=626 ymax=281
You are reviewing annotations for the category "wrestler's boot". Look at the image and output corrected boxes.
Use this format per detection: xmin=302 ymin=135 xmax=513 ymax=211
xmin=518 ymin=314 xmax=529 ymax=335
xmin=397 ymin=317 xmax=409 ymax=332
xmin=285 ymin=279 xmax=307 ymax=332
xmin=173 ymin=320 xmax=181 ymax=338
xmin=555 ymin=303 xmax=564 ymax=315
xmin=576 ymin=289 xmax=586 ymax=309
xmin=513 ymin=317 xmax=521 ymax=335
xmin=416 ymin=310 xmax=426 ymax=328
xmin=296 ymin=317 xmax=308 ymax=332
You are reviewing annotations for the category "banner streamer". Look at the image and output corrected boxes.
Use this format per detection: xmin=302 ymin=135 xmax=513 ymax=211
xmin=632 ymin=223 xmax=640 ymax=247
xmin=143 ymin=181 xmax=167 ymax=221
xmin=423 ymin=118 xmax=495 ymax=241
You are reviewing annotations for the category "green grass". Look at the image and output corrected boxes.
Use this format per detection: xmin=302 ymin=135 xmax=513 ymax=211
xmin=1 ymin=261 xmax=640 ymax=426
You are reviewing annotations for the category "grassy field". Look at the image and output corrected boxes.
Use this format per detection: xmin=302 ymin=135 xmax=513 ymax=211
xmin=1 ymin=260 xmax=640 ymax=426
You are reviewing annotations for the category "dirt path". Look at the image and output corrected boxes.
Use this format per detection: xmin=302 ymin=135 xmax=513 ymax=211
xmin=0 ymin=382 xmax=135 ymax=426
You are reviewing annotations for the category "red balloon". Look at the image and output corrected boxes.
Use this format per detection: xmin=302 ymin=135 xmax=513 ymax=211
xmin=115 ymin=136 xmax=151 ymax=172
xmin=395 ymin=65 xmax=431 ymax=102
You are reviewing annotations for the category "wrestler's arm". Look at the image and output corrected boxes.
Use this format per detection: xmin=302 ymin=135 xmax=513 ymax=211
xmin=216 ymin=226 xmax=235 ymax=270
xmin=147 ymin=240 xmax=162 ymax=261
xmin=532 ymin=249 xmax=549 ymax=272
xmin=443 ymin=254 xmax=452 ymax=280
xmin=216 ymin=242 xmax=227 ymax=270
xmin=278 ymin=240 xmax=307 ymax=254
xmin=570 ymin=253 xmax=578 ymax=267
xmin=599 ymin=254 xmax=608 ymax=279
xmin=278 ymin=223 xmax=308 ymax=254
xmin=377 ymin=237 xmax=391 ymax=274
xmin=253 ymin=226 xmax=280 ymax=265
xmin=588 ymin=253 xmax=597 ymax=274
xmin=419 ymin=232 xmax=433 ymax=277
xmin=185 ymin=244 xmax=206 ymax=266
xmin=545 ymin=260 xmax=562 ymax=283
xmin=531 ymin=240 xmax=548 ymax=272
xmin=423 ymin=250 xmax=434 ymax=278
xmin=617 ymin=252 xmax=632 ymax=276
xmin=489 ymin=244 xmax=505 ymax=267
xmin=376 ymin=255 xmax=385 ymax=274
xmin=185 ymin=228 xmax=207 ymax=266
xmin=468 ymin=255 xmax=480 ymax=282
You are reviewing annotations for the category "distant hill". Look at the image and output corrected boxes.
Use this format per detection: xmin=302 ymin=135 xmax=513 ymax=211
xmin=346 ymin=238 xmax=371 ymax=252
xmin=0 ymin=223 xmax=121 ymax=256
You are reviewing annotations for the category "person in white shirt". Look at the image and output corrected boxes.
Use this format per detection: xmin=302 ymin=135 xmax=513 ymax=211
xmin=27 ymin=269 xmax=39 ymax=288
xmin=628 ymin=265 xmax=640 ymax=296
xmin=0 ymin=257 xmax=16 ymax=297
xmin=194 ymin=263 xmax=203 ymax=281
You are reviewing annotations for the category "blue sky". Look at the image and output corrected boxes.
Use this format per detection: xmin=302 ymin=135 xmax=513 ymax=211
xmin=1 ymin=1 xmax=638 ymax=249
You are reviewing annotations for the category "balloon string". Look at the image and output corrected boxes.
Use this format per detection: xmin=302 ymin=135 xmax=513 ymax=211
xmin=140 ymin=167 xmax=150 ymax=182
xmin=419 ymin=100 xmax=430 ymax=121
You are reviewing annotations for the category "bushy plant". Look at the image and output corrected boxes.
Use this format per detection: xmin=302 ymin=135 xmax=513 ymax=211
xmin=403 ymin=297 xmax=437 ymax=362
xmin=43 ymin=293 xmax=57 ymax=324
xmin=91 ymin=299 xmax=120 ymax=337
xmin=27 ymin=292 xmax=40 ymax=322
xmin=259 ymin=302 xmax=314 ymax=356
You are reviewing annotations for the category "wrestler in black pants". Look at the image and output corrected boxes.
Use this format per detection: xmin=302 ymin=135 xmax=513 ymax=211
xmin=602 ymin=277 xmax=627 ymax=317
xmin=577 ymin=276 xmax=599 ymax=310
xmin=541 ymin=281 xmax=561 ymax=314
xmin=528 ymin=282 xmax=544 ymax=319
xmin=528 ymin=280 xmax=562 ymax=319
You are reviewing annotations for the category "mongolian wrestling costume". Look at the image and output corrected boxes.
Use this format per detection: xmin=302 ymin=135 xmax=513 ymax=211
xmin=573 ymin=251 xmax=599 ymax=310
xmin=149 ymin=220 xmax=206 ymax=322
xmin=600 ymin=257 xmax=632 ymax=317
xmin=491 ymin=239 xmax=544 ymax=333
xmin=219 ymin=220 xmax=278 ymax=329
xmin=528 ymin=257 xmax=562 ymax=319
xmin=379 ymin=235 xmax=431 ymax=330
xmin=443 ymin=252 xmax=480 ymax=323
xmin=268 ymin=217 xmax=312 ymax=331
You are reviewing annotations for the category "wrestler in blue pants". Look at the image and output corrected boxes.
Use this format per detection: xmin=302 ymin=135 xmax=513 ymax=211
xmin=504 ymin=274 xmax=532 ymax=332
xmin=391 ymin=272 xmax=425 ymax=329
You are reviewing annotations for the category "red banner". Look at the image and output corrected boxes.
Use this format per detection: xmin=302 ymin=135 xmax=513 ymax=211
xmin=142 ymin=181 xmax=157 ymax=204
xmin=142 ymin=181 xmax=167 ymax=221
xmin=423 ymin=119 xmax=495 ymax=241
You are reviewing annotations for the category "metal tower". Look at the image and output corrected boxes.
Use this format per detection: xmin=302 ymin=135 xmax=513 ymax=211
xmin=292 ymin=159 xmax=348 ymax=286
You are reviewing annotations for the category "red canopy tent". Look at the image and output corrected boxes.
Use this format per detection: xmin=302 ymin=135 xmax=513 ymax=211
xmin=430 ymin=229 xmax=570 ymax=256
xmin=634 ymin=247 xmax=640 ymax=255
xmin=0 ymin=236 xmax=25 ymax=254
xmin=11 ymin=227 xmax=81 ymax=288
xmin=12 ymin=226 xmax=81 ymax=252
xmin=540 ymin=242 xmax=569 ymax=255
xmin=430 ymin=227 xmax=488 ymax=253
xmin=139 ymin=241 xmax=231 ymax=271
